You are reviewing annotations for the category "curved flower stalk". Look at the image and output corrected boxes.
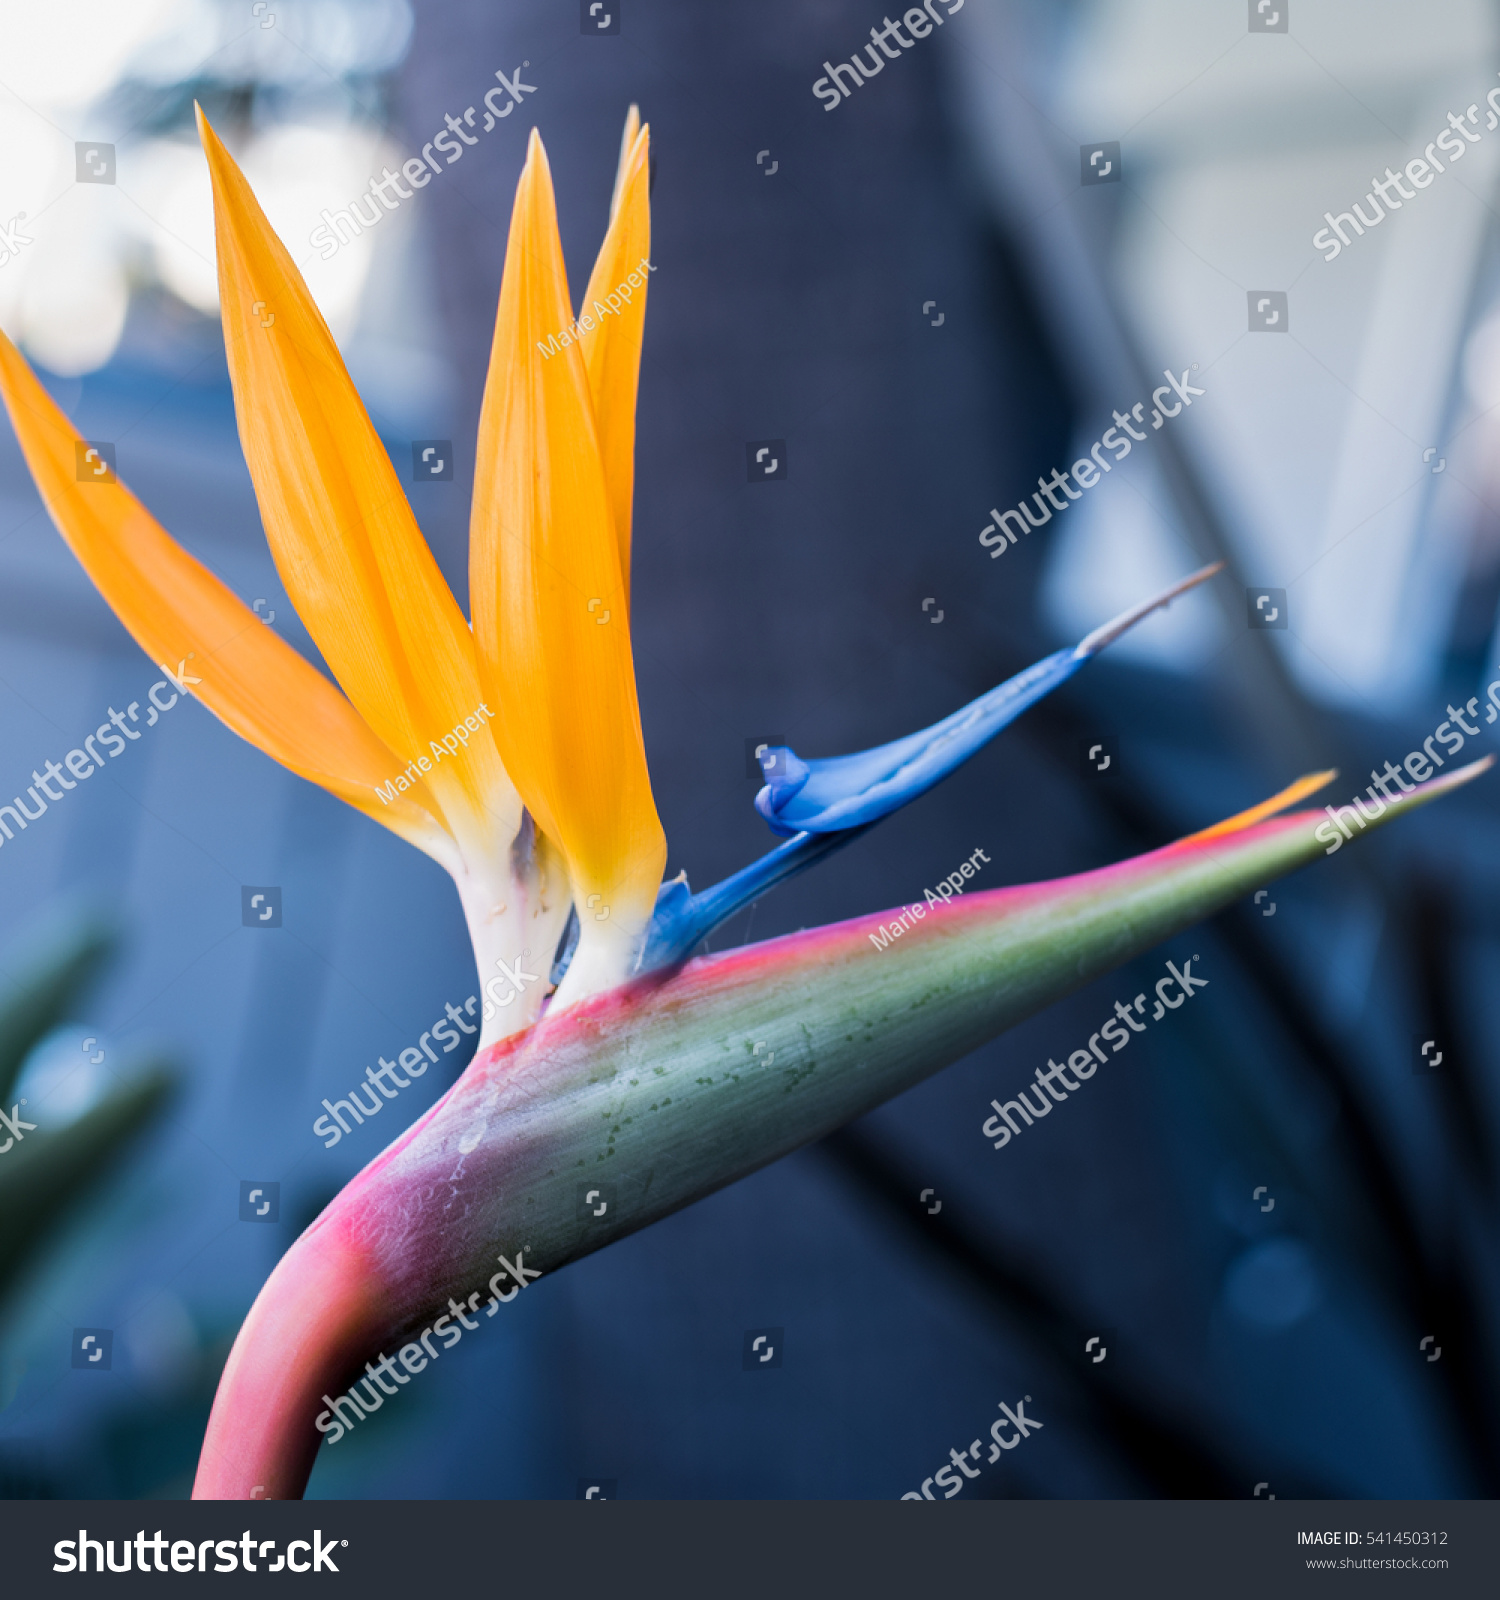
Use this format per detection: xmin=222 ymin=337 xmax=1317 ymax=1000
xmin=190 ymin=759 xmax=1487 ymax=1499
xmin=0 ymin=104 xmax=1485 ymax=1501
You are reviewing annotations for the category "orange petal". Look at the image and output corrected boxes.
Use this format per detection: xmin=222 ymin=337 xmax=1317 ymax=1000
xmin=608 ymin=105 xmax=641 ymax=222
xmin=1173 ymin=770 xmax=1338 ymax=848
xmin=578 ymin=114 xmax=650 ymax=599
xmin=195 ymin=107 xmax=519 ymax=862
xmin=471 ymin=130 xmax=666 ymax=938
xmin=0 ymin=328 xmax=455 ymax=866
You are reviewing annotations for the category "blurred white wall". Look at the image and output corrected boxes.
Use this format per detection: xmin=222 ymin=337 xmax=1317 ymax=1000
xmin=955 ymin=0 xmax=1500 ymax=714
xmin=0 ymin=0 xmax=421 ymax=406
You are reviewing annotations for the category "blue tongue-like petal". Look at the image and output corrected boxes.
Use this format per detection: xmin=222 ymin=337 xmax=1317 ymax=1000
xmin=752 ymin=748 xmax=811 ymax=830
xmin=754 ymin=648 xmax=1075 ymax=835
xmin=636 ymin=564 xmax=1222 ymax=972
xmin=754 ymin=563 xmax=1222 ymax=835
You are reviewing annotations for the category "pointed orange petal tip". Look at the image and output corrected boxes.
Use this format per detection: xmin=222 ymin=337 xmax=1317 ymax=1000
xmin=610 ymin=105 xmax=643 ymax=220
xmin=1175 ymin=769 xmax=1337 ymax=848
xmin=0 ymin=323 xmax=456 ymax=861
xmin=196 ymin=95 xmax=519 ymax=860
xmin=194 ymin=101 xmax=223 ymax=160
xmin=471 ymin=112 xmax=665 ymax=983
xmin=1175 ymin=753 xmax=1492 ymax=853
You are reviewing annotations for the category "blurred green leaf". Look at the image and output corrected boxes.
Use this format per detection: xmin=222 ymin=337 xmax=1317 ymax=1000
xmin=0 ymin=914 xmax=180 ymax=1310
xmin=0 ymin=1066 xmax=176 ymax=1298
xmin=0 ymin=916 xmax=116 ymax=1107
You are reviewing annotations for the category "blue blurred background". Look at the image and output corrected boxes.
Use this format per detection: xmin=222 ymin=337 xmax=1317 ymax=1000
xmin=0 ymin=0 xmax=1497 ymax=1499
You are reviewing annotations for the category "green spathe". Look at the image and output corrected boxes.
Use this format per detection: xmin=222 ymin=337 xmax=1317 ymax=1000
xmin=193 ymin=760 xmax=1489 ymax=1499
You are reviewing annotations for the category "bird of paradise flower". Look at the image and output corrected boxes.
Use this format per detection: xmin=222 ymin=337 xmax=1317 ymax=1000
xmin=0 ymin=106 xmax=1484 ymax=1501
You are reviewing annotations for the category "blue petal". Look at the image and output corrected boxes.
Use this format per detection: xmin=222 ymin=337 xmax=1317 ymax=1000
xmin=755 ymin=646 xmax=1076 ymax=833
xmin=756 ymin=564 xmax=1222 ymax=834
xmin=753 ymin=749 xmax=812 ymax=834
xmin=636 ymin=564 xmax=1220 ymax=974
xmin=635 ymin=827 xmax=866 ymax=975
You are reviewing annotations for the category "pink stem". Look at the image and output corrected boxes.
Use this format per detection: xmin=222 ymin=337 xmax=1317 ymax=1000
xmin=192 ymin=1213 xmax=386 ymax=1499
